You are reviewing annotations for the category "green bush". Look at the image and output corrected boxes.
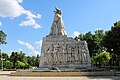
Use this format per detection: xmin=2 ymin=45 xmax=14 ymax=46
xmin=92 ymin=52 xmax=110 ymax=67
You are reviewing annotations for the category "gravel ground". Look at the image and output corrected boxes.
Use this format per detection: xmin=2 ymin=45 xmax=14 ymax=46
xmin=0 ymin=71 xmax=120 ymax=80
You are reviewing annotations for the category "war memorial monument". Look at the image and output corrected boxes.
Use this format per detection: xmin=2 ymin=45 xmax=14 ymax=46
xmin=39 ymin=8 xmax=91 ymax=69
xmin=11 ymin=8 xmax=115 ymax=76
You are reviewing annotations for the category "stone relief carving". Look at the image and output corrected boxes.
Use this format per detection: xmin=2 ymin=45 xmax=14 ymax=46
xmin=44 ymin=43 xmax=90 ymax=65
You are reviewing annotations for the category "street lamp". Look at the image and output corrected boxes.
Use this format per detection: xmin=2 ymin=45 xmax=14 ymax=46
xmin=111 ymin=49 xmax=113 ymax=66
xmin=0 ymin=50 xmax=5 ymax=71
xmin=111 ymin=49 xmax=116 ymax=75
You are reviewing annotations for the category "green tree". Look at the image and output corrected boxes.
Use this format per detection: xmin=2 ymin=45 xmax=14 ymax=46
xmin=34 ymin=55 xmax=40 ymax=67
xmin=15 ymin=61 xmax=25 ymax=69
xmin=92 ymin=52 xmax=110 ymax=67
xmin=93 ymin=30 xmax=106 ymax=54
xmin=83 ymin=31 xmax=95 ymax=56
xmin=0 ymin=60 xmax=13 ymax=69
xmin=10 ymin=51 xmax=27 ymax=68
xmin=27 ymin=55 xmax=40 ymax=67
xmin=27 ymin=56 xmax=35 ymax=66
xmin=18 ymin=51 xmax=27 ymax=63
xmin=10 ymin=52 xmax=19 ymax=67
xmin=0 ymin=30 xmax=7 ymax=45
xmin=0 ymin=52 xmax=9 ymax=60
xmin=24 ymin=62 xmax=30 ymax=69
xmin=4 ymin=60 xmax=13 ymax=69
xmin=27 ymin=56 xmax=33 ymax=66
xmin=75 ymin=30 xmax=105 ymax=57
xmin=103 ymin=21 xmax=120 ymax=66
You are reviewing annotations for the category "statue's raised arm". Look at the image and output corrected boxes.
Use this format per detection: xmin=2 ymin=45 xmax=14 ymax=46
xmin=54 ymin=7 xmax=62 ymax=15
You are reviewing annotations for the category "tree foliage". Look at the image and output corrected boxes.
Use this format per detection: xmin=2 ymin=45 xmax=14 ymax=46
xmin=10 ymin=52 xmax=20 ymax=66
xmin=75 ymin=30 xmax=105 ymax=57
xmin=92 ymin=52 xmax=110 ymax=67
xmin=0 ymin=30 xmax=7 ymax=45
xmin=9 ymin=51 xmax=29 ymax=69
xmin=4 ymin=60 xmax=13 ymax=69
xmin=0 ymin=51 xmax=40 ymax=69
xmin=0 ymin=52 xmax=9 ymax=60
xmin=103 ymin=21 xmax=120 ymax=56
xmin=102 ymin=21 xmax=120 ymax=66
xmin=27 ymin=55 xmax=40 ymax=67
xmin=6 ymin=51 xmax=40 ymax=69
xmin=15 ymin=61 xmax=26 ymax=69
xmin=0 ymin=60 xmax=13 ymax=69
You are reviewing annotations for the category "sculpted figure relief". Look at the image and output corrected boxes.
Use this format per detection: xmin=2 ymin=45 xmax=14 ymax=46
xmin=46 ymin=47 xmax=52 ymax=64
xmin=45 ymin=42 xmax=90 ymax=65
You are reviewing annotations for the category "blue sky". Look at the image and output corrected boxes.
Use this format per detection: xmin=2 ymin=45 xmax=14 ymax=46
xmin=1 ymin=0 xmax=120 ymax=56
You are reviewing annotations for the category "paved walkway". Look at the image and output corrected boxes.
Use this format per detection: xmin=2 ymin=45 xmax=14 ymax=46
xmin=0 ymin=71 xmax=120 ymax=80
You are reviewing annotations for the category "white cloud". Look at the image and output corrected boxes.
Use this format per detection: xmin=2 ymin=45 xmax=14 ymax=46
xmin=96 ymin=28 xmax=103 ymax=31
xmin=0 ymin=22 xmax=2 ymax=26
xmin=19 ymin=18 xmax=35 ymax=26
xmin=16 ymin=0 xmax=23 ymax=3
xmin=17 ymin=40 xmax=40 ymax=56
xmin=73 ymin=31 xmax=80 ymax=37
xmin=0 ymin=0 xmax=41 ymax=29
xmin=19 ymin=10 xmax=42 ymax=29
xmin=33 ymin=23 xmax=41 ymax=29
xmin=0 ymin=0 xmax=24 ymax=18
xmin=19 ymin=48 xmax=22 ymax=51
xmin=35 ymin=40 xmax=42 ymax=48
xmin=19 ymin=18 xmax=41 ymax=29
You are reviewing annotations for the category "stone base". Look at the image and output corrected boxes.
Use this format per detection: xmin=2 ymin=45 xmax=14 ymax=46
xmin=39 ymin=63 xmax=91 ymax=70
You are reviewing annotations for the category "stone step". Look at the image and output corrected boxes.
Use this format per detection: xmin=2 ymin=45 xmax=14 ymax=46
xmin=115 ymin=72 xmax=120 ymax=76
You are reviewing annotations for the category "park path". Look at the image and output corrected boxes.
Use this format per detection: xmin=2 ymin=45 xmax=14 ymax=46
xmin=0 ymin=71 xmax=119 ymax=80
xmin=0 ymin=76 xmax=115 ymax=80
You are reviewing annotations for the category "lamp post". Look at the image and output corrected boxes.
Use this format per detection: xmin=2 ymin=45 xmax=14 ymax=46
xmin=111 ymin=49 xmax=113 ymax=66
xmin=111 ymin=49 xmax=117 ymax=75
xmin=0 ymin=50 xmax=5 ymax=71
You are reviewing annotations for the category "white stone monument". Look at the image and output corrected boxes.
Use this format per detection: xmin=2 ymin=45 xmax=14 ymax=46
xmin=39 ymin=8 xmax=91 ymax=69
